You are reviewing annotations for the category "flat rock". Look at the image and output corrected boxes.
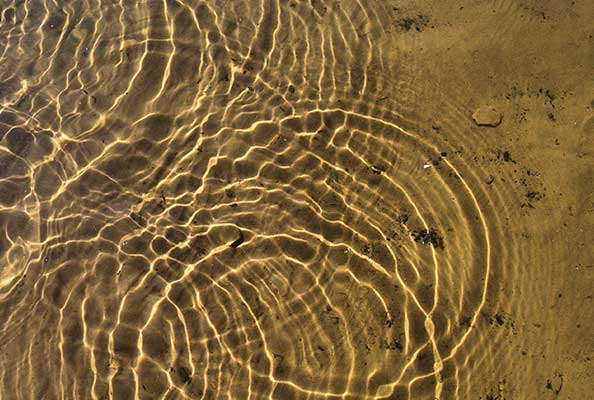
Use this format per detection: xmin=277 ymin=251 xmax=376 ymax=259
xmin=472 ymin=106 xmax=502 ymax=127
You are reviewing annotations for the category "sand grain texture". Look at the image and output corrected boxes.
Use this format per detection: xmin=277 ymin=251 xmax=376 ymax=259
xmin=0 ymin=0 xmax=592 ymax=399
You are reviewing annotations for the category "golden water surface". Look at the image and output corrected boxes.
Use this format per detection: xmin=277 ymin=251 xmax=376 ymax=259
xmin=0 ymin=0 xmax=593 ymax=399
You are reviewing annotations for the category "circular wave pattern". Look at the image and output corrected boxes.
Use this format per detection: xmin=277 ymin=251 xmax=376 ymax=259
xmin=0 ymin=0 xmax=493 ymax=399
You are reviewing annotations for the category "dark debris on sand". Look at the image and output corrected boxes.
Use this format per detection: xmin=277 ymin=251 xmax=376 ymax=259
xmin=397 ymin=15 xmax=431 ymax=32
xmin=230 ymin=230 xmax=244 ymax=248
xmin=384 ymin=338 xmax=404 ymax=352
xmin=546 ymin=373 xmax=564 ymax=396
xmin=497 ymin=150 xmax=514 ymax=163
xmin=371 ymin=165 xmax=385 ymax=175
xmin=486 ymin=311 xmax=516 ymax=333
xmin=178 ymin=367 xmax=192 ymax=385
xmin=411 ymin=228 xmax=445 ymax=250
xmin=521 ymin=190 xmax=544 ymax=209
xmin=129 ymin=211 xmax=146 ymax=227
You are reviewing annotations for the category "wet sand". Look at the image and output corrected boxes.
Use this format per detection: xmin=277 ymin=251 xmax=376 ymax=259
xmin=0 ymin=0 xmax=593 ymax=399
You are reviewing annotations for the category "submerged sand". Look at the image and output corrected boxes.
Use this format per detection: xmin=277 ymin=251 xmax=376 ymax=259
xmin=0 ymin=0 xmax=593 ymax=399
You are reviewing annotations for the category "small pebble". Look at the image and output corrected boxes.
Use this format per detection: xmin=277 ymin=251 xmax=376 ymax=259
xmin=472 ymin=106 xmax=502 ymax=127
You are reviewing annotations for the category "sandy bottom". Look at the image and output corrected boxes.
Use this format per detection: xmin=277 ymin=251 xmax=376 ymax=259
xmin=0 ymin=0 xmax=593 ymax=399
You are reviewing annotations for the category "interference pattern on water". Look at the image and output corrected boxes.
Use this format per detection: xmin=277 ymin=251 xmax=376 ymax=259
xmin=0 ymin=0 xmax=494 ymax=399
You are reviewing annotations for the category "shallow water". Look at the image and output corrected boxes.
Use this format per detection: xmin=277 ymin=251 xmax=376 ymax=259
xmin=0 ymin=0 xmax=593 ymax=399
